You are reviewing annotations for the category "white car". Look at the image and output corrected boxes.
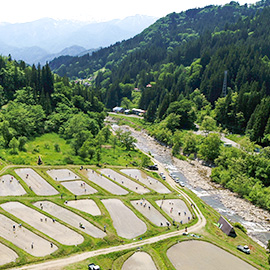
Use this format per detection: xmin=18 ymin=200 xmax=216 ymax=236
xmin=237 ymin=245 xmax=250 ymax=254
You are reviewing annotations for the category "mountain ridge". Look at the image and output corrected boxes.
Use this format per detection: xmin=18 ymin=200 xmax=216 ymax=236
xmin=50 ymin=1 xmax=266 ymax=78
xmin=49 ymin=0 xmax=270 ymax=144
xmin=0 ymin=15 xmax=157 ymax=65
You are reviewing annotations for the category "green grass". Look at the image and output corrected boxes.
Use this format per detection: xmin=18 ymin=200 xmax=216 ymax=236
xmin=0 ymin=153 xmax=268 ymax=269
xmin=0 ymin=133 xmax=149 ymax=167
xmin=0 ymin=118 xmax=267 ymax=269
xmin=60 ymin=184 xmax=269 ymax=270
xmin=226 ymin=133 xmax=245 ymax=143
xmin=0 ymin=164 xmax=196 ymax=269
xmin=0 ymin=133 xmax=83 ymax=166
xmin=97 ymin=146 xmax=147 ymax=167
xmin=108 ymin=113 xmax=153 ymax=132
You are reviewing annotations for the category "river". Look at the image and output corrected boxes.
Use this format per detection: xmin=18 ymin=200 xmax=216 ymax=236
xmin=111 ymin=122 xmax=270 ymax=248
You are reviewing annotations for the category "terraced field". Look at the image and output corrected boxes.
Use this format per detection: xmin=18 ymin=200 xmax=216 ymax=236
xmin=0 ymin=166 xmax=193 ymax=269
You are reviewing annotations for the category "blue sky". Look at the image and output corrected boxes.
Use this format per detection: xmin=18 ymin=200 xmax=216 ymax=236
xmin=2 ymin=0 xmax=259 ymax=23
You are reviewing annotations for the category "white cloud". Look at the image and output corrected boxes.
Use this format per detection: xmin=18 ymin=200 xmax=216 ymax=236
xmin=2 ymin=0 xmax=259 ymax=23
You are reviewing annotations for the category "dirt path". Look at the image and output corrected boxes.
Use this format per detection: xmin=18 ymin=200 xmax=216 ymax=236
xmin=10 ymin=164 xmax=206 ymax=270
xmin=114 ymin=123 xmax=270 ymax=243
xmin=11 ymin=215 xmax=205 ymax=270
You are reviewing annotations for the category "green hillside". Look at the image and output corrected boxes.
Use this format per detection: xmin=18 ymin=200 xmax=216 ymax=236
xmin=0 ymin=2 xmax=270 ymax=269
xmin=50 ymin=1 xmax=270 ymax=144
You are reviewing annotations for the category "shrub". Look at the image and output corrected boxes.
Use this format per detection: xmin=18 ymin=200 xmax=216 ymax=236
xmin=54 ymin=143 xmax=61 ymax=152
xmin=234 ymin=222 xmax=247 ymax=233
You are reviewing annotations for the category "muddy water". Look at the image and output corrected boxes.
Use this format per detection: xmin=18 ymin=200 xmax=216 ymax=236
xmin=111 ymin=123 xmax=270 ymax=247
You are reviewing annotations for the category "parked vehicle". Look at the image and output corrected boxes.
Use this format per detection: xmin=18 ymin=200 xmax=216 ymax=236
xmin=179 ymin=181 xmax=185 ymax=187
xmin=237 ymin=245 xmax=250 ymax=254
xmin=88 ymin=263 xmax=101 ymax=270
xmin=148 ymin=165 xmax=158 ymax=170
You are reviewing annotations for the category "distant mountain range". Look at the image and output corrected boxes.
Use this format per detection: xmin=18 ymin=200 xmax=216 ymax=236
xmin=0 ymin=15 xmax=157 ymax=65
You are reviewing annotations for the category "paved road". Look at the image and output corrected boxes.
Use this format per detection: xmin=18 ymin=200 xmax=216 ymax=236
xmin=194 ymin=130 xmax=239 ymax=148
xmin=109 ymin=112 xmax=143 ymax=119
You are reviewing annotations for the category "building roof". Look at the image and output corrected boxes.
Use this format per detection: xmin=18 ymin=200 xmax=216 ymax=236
xmin=218 ymin=216 xmax=235 ymax=236
xmin=132 ymin=108 xmax=146 ymax=113
xmin=113 ymin=107 xmax=124 ymax=112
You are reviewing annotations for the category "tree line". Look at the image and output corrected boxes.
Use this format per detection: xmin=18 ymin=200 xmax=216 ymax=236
xmin=0 ymin=56 xmax=110 ymax=160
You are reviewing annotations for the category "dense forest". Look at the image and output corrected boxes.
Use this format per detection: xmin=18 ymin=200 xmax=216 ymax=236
xmin=49 ymin=1 xmax=270 ymax=213
xmin=2 ymin=1 xmax=270 ymax=214
xmin=0 ymin=56 xmax=115 ymax=163
xmin=50 ymin=0 xmax=270 ymax=146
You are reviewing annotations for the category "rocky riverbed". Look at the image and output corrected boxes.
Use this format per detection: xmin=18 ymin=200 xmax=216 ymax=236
xmin=109 ymin=117 xmax=270 ymax=245
xmin=172 ymin=157 xmax=270 ymax=226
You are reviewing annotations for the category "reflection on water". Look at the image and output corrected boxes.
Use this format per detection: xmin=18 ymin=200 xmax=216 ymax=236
xmin=112 ymin=123 xmax=270 ymax=247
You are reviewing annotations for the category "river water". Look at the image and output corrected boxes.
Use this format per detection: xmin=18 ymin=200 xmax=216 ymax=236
xmin=112 ymin=123 xmax=270 ymax=247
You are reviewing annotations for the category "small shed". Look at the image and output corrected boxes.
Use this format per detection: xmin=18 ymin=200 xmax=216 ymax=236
xmin=132 ymin=108 xmax=146 ymax=116
xmin=112 ymin=107 xmax=124 ymax=113
xmin=218 ymin=216 xmax=236 ymax=237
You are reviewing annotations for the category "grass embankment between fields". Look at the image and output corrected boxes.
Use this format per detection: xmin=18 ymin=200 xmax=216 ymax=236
xmin=0 ymin=116 xmax=268 ymax=269
xmin=62 ymin=184 xmax=268 ymax=270
xmin=0 ymin=164 xmax=196 ymax=269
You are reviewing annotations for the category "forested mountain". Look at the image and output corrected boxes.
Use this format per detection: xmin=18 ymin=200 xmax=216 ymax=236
xmin=50 ymin=1 xmax=261 ymax=78
xmin=2 ymin=1 xmax=270 ymax=215
xmin=50 ymin=0 xmax=270 ymax=145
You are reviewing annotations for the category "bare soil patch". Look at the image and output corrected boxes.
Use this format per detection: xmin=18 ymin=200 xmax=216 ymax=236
xmin=15 ymin=168 xmax=58 ymax=196
xmin=121 ymin=252 xmax=158 ymax=270
xmin=0 ymin=214 xmax=58 ymax=257
xmin=131 ymin=199 xmax=169 ymax=227
xmin=167 ymin=240 xmax=257 ymax=270
xmin=100 ymin=168 xmax=150 ymax=194
xmin=0 ymin=174 xmax=26 ymax=196
xmin=61 ymin=180 xmax=97 ymax=195
xmin=0 ymin=243 xmax=18 ymax=266
xmin=1 ymin=202 xmax=84 ymax=246
xmin=33 ymin=201 xmax=106 ymax=238
xmin=121 ymin=169 xmax=171 ymax=194
xmin=84 ymin=170 xmax=128 ymax=195
xmin=46 ymin=169 xmax=80 ymax=182
xmin=102 ymin=199 xmax=147 ymax=239
xmin=65 ymin=199 xmax=101 ymax=216
xmin=156 ymin=199 xmax=192 ymax=224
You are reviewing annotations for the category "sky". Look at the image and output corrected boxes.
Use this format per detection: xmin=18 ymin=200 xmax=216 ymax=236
xmin=1 ymin=0 xmax=259 ymax=23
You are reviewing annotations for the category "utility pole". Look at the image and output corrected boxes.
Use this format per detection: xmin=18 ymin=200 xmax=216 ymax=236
xmin=221 ymin=70 xmax=228 ymax=97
